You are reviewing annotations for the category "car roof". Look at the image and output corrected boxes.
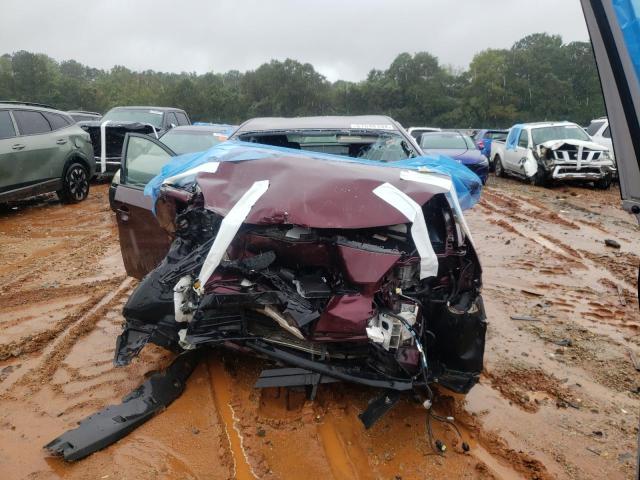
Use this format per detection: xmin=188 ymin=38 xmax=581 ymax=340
xmin=107 ymin=106 xmax=186 ymax=113
xmin=163 ymin=125 xmax=230 ymax=134
xmin=67 ymin=110 xmax=101 ymax=116
xmin=234 ymin=115 xmax=401 ymax=134
xmin=522 ymin=121 xmax=579 ymax=128
xmin=0 ymin=102 xmax=69 ymax=115
xmin=422 ymin=130 xmax=464 ymax=136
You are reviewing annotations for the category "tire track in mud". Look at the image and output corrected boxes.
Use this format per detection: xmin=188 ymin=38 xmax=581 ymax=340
xmin=203 ymin=353 xmax=548 ymax=480
xmin=316 ymin=415 xmax=375 ymax=480
xmin=481 ymin=186 xmax=639 ymax=296
xmin=2 ymin=276 xmax=132 ymax=394
xmin=206 ymin=357 xmax=257 ymax=480
xmin=0 ymin=277 xmax=127 ymax=365
xmin=0 ymin=231 xmax=113 ymax=293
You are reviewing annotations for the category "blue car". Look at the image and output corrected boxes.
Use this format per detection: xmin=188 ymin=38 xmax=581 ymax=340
xmin=419 ymin=131 xmax=489 ymax=184
xmin=473 ymin=129 xmax=508 ymax=169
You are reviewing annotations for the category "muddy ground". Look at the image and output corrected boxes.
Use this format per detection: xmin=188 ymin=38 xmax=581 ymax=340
xmin=0 ymin=177 xmax=638 ymax=480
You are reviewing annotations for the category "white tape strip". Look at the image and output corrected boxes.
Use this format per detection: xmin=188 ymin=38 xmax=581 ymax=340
xmin=399 ymin=169 xmax=475 ymax=248
xmin=373 ymin=182 xmax=438 ymax=279
xmin=196 ymin=180 xmax=269 ymax=294
xmin=99 ymin=120 xmax=111 ymax=174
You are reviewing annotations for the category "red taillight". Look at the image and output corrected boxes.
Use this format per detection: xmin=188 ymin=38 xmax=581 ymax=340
xmin=477 ymin=140 xmax=485 ymax=149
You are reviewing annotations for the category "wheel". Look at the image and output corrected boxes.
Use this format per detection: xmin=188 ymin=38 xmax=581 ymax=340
xmin=58 ymin=163 xmax=90 ymax=203
xmin=494 ymin=155 xmax=505 ymax=177
xmin=531 ymin=167 xmax=547 ymax=187
xmin=594 ymin=174 xmax=612 ymax=190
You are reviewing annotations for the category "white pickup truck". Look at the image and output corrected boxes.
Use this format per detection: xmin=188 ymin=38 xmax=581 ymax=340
xmin=490 ymin=121 xmax=615 ymax=188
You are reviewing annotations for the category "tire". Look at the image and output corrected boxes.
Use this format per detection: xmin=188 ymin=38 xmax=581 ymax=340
xmin=494 ymin=155 xmax=505 ymax=177
xmin=594 ymin=174 xmax=612 ymax=190
xmin=58 ymin=162 xmax=90 ymax=203
xmin=531 ymin=168 xmax=547 ymax=187
xmin=488 ymin=154 xmax=495 ymax=172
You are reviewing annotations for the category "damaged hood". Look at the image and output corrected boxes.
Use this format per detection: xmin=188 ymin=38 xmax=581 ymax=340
xmin=194 ymin=156 xmax=447 ymax=229
xmin=145 ymin=141 xmax=483 ymax=213
xmin=539 ymin=139 xmax=609 ymax=151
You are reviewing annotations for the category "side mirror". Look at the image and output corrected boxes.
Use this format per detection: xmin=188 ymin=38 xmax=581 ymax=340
xmin=169 ymin=123 xmax=176 ymax=129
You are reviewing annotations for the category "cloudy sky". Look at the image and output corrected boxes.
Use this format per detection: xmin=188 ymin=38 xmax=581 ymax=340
xmin=1 ymin=0 xmax=590 ymax=81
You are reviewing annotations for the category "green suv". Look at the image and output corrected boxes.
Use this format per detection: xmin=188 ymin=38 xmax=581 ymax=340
xmin=0 ymin=102 xmax=96 ymax=203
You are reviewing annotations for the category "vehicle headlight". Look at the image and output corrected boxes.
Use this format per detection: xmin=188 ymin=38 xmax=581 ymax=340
xmin=600 ymin=150 xmax=611 ymax=161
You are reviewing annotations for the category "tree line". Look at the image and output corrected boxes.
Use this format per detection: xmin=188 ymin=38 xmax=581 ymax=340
xmin=0 ymin=33 xmax=605 ymax=128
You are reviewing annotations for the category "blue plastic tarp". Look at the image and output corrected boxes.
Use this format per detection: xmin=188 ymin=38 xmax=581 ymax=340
xmin=613 ymin=0 xmax=640 ymax=87
xmin=505 ymin=124 xmax=523 ymax=151
xmin=144 ymin=140 xmax=482 ymax=212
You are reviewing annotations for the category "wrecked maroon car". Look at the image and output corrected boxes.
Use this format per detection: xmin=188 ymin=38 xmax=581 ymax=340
xmin=118 ymin=142 xmax=486 ymax=388
xmin=46 ymin=140 xmax=486 ymax=460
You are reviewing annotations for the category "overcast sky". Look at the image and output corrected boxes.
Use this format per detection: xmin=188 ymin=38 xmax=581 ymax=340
xmin=0 ymin=0 xmax=589 ymax=81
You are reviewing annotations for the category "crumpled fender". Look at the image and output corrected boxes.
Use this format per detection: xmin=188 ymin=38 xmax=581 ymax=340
xmin=522 ymin=150 xmax=539 ymax=178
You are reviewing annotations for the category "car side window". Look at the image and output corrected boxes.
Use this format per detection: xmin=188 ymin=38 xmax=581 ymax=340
xmin=518 ymin=130 xmax=528 ymax=148
xmin=123 ymin=136 xmax=172 ymax=187
xmin=586 ymin=120 xmax=605 ymax=136
xmin=165 ymin=112 xmax=178 ymax=128
xmin=0 ymin=110 xmax=16 ymax=139
xmin=13 ymin=110 xmax=52 ymax=135
xmin=175 ymin=112 xmax=189 ymax=126
xmin=43 ymin=112 xmax=71 ymax=131
xmin=603 ymin=126 xmax=611 ymax=138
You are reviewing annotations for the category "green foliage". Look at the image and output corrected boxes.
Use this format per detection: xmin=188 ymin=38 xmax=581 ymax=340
xmin=0 ymin=33 xmax=605 ymax=127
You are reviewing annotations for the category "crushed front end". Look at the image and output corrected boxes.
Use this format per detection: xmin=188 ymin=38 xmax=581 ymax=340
xmin=115 ymin=150 xmax=487 ymax=398
xmin=535 ymin=139 xmax=615 ymax=184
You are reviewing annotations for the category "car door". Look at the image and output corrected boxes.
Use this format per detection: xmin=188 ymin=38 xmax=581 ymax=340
xmin=11 ymin=109 xmax=59 ymax=186
xmin=505 ymin=130 xmax=529 ymax=172
xmin=0 ymin=109 xmax=19 ymax=193
xmin=164 ymin=112 xmax=178 ymax=131
xmin=42 ymin=111 xmax=76 ymax=176
xmin=111 ymin=133 xmax=176 ymax=279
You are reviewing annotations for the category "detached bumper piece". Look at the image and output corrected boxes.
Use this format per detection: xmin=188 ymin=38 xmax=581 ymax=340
xmin=44 ymin=351 xmax=197 ymax=461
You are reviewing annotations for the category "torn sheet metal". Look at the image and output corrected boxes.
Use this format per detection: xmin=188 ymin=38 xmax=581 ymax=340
xmin=45 ymin=351 xmax=197 ymax=461
xmin=196 ymin=180 xmax=269 ymax=293
xmin=373 ymin=182 xmax=439 ymax=279
xmin=522 ymin=152 xmax=539 ymax=178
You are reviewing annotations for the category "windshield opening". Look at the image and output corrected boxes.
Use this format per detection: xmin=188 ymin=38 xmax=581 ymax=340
xmin=531 ymin=125 xmax=590 ymax=145
xmin=238 ymin=130 xmax=417 ymax=162
xmin=102 ymin=108 xmax=164 ymax=128
xmin=160 ymin=130 xmax=227 ymax=154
